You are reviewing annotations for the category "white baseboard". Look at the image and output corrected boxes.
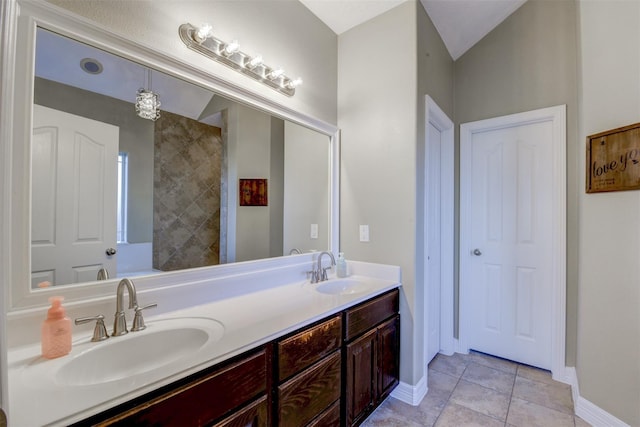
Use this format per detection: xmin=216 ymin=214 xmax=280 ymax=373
xmin=565 ymin=367 xmax=630 ymax=427
xmin=390 ymin=376 xmax=428 ymax=406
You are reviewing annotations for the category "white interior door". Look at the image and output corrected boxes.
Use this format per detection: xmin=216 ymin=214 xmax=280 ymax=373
xmin=461 ymin=116 xmax=557 ymax=370
xmin=426 ymin=122 xmax=442 ymax=363
xmin=31 ymin=105 xmax=119 ymax=287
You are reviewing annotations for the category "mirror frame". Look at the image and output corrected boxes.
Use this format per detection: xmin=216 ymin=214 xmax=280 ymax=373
xmin=2 ymin=0 xmax=340 ymax=310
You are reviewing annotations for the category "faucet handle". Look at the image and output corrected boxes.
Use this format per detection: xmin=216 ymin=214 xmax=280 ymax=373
xmin=131 ymin=303 xmax=157 ymax=332
xmin=75 ymin=314 xmax=109 ymax=342
xmin=321 ymin=266 xmax=332 ymax=281
xmin=307 ymin=269 xmax=319 ymax=284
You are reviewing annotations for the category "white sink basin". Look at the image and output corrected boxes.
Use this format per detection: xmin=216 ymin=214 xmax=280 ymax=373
xmin=315 ymin=279 xmax=371 ymax=295
xmin=23 ymin=317 xmax=224 ymax=387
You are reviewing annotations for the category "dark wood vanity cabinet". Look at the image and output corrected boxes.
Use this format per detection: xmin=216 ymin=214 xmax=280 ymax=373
xmin=75 ymin=288 xmax=399 ymax=427
xmin=344 ymin=290 xmax=400 ymax=427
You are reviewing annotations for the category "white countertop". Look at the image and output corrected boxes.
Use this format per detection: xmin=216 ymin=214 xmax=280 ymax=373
xmin=7 ymin=268 xmax=400 ymax=426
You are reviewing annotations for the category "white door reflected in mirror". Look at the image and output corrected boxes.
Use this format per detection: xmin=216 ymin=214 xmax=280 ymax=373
xmin=31 ymin=105 xmax=119 ymax=288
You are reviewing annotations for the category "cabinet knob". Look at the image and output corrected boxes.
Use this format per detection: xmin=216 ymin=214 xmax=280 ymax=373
xmin=106 ymin=248 xmax=117 ymax=256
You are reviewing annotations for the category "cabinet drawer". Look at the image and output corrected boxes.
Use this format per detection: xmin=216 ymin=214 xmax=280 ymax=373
xmin=344 ymin=289 xmax=399 ymax=341
xmin=278 ymin=315 xmax=342 ymax=381
xmin=307 ymin=400 xmax=340 ymax=427
xmin=98 ymin=349 xmax=267 ymax=426
xmin=278 ymin=350 xmax=341 ymax=427
xmin=211 ymin=395 xmax=268 ymax=427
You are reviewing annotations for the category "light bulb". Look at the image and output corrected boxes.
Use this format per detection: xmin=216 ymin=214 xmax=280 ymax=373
xmin=194 ymin=24 xmax=213 ymax=43
xmin=268 ymin=68 xmax=284 ymax=80
xmin=285 ymin=77 xmax=303 ymax=89
xmin=246 ymin=55 xmax=263 ymax=69
xmin=222 ymin=40 xmax=240 ymax=56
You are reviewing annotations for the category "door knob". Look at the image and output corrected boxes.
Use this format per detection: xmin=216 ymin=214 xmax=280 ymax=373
xmin=472 ymin=248 xmax=482 ymax=256
xmin=105 ymin=248 xmax=117 ymax=256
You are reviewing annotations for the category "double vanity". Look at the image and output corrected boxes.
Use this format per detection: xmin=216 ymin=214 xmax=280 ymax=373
xmin=7 ymin=257 xmax=401 ymax=426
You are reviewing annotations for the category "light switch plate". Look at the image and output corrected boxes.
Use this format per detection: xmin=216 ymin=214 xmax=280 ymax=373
xmin=310 ymin=223 xmax=318 ymax=239
xmin=359 ymin=225 xmax=370 ymax=242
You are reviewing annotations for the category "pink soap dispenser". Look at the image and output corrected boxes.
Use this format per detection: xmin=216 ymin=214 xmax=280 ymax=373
xmin=41 ymin=296 xmax=72 ymax=359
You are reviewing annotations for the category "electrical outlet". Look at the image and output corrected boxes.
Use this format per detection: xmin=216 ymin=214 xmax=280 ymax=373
xmin=359 ymin=225 xmax=370 ymax=242
xmin=310 ymin=224 xmax=318 ymax=239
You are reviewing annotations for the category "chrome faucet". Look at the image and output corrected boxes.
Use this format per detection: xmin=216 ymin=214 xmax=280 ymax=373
xmin=289 ymin=248 xmax=302 ymax=255
xmin=96 ymin=268 xmax=109 ymax=281
xmin=112 ymin=278 xmax=138 ymax=336
xmin=316 ymin=251 xmax=336 ymax=282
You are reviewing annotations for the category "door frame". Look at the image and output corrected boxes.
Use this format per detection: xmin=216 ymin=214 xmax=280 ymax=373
xmin=459 ymin=105 xmax=567 ymax=380
xmin=424 ymin=95 xmax=455 ymax=363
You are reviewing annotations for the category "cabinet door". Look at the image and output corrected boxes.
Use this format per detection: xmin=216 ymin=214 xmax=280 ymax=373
xmin=377 ymin=315 xmax=400 ymax=402
xmin=345 ymin=328 xmax=377 ymax=427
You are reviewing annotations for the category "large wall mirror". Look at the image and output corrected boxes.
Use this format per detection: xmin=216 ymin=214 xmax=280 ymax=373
xmin=8 ymin=1 xmax=339 ymax=309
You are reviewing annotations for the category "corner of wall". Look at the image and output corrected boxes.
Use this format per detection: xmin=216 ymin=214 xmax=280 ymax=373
xmin=565 ymin=367 xmax=632 ymax=427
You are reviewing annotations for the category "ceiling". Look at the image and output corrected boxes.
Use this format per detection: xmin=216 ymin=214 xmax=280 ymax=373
xmin=300 ymin=0 xmax=527 ymax=60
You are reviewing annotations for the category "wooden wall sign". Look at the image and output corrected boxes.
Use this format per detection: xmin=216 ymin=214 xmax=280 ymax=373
xmin=586 ymin=123 xmax=640 ymax=193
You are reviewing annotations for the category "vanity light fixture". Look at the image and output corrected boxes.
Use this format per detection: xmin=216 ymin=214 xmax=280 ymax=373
xmin=178 ymin=22 xmax=302 ymax=97
xmin=135 ymin=68 xmax=161 ymax=121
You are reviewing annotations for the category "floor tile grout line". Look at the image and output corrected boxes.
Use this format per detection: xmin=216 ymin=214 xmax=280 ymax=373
xmin=504 ymin=362 xmax=520 ymax=426
xmin=429 ymin=357 xmax=469 ymax=427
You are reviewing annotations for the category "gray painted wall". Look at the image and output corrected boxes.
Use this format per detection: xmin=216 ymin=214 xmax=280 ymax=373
xmin=454 ymin=0 xmax=579 ymax=367
xmin=283 ymin=121 xmax=330 ymax=254
xmin=339 ymin=1 xmax=420 ymax=385
xmin=338 ymin=0 xmax=454 ymax=388
xmin=233 ymin=104 xmax=273 ymax=262
xmin=577 ymin=1 xmax=640 ymax=424
xmin=269 ymin=117 xmax=285 ymax=258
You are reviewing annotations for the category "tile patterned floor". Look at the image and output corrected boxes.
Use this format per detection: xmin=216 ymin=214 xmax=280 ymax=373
xmin=363 ymin=351 xmax=591 ymax=427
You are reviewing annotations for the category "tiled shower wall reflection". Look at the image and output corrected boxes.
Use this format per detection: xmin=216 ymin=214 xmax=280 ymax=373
xmin=153 ymin=111 xmax=223 ymax=271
